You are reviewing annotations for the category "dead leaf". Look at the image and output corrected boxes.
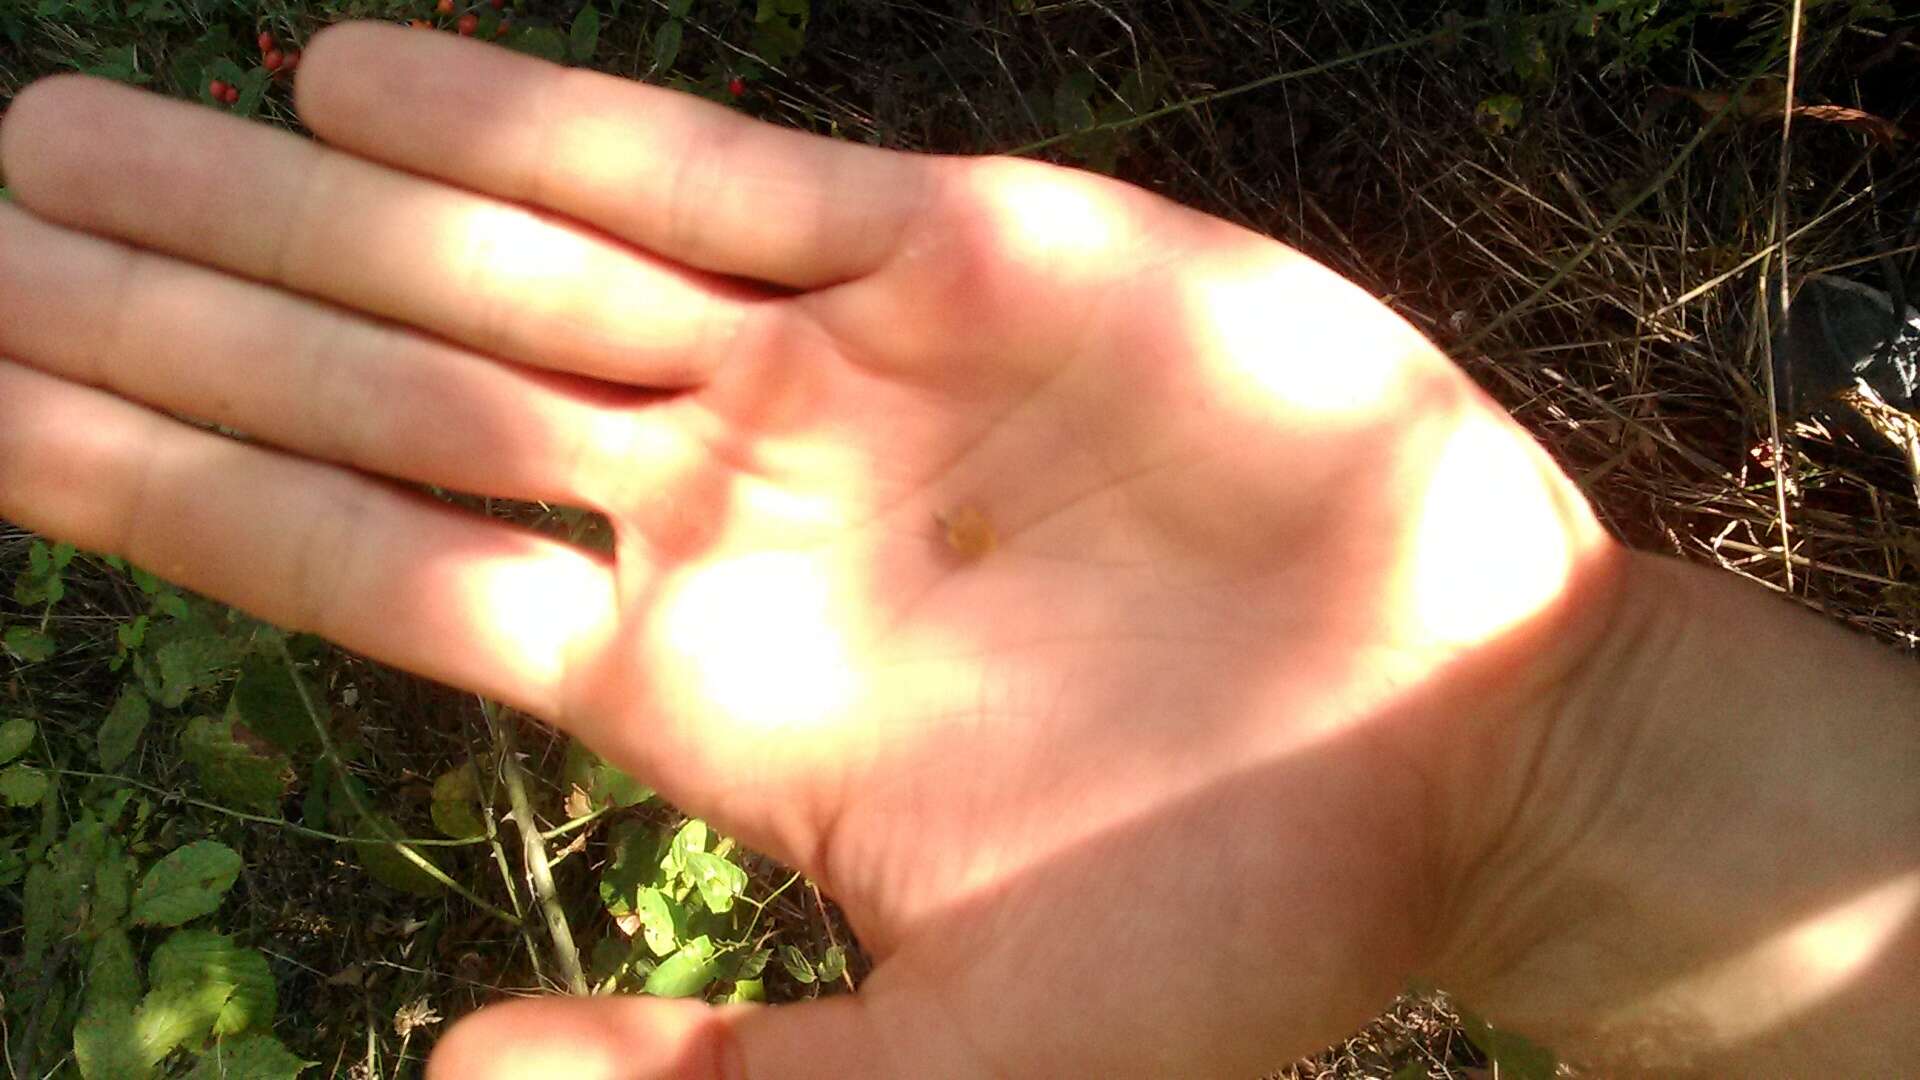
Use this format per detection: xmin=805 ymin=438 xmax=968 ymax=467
xmin=327 ymin=963 xmax=366 ymax=987
xmin=1790 ymin=104 xmax=1907 ymax=147
xmin=1660 ymin=81 xmax=1907 ymax=146
xmin=564 ymin=784 xmax=593 ymax=819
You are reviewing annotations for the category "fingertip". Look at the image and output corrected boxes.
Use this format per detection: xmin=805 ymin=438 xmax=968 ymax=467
xmin=292 ymin=20 xmax=384 ymax=120
xmin=1 ymin=73 xmax=88 ymax=189
xmin=426 ymin=996 xmax=746 ymax=1080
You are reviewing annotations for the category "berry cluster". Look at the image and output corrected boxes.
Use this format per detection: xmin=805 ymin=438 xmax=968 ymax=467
xmin=414 ymin=0 xmax=511 ymax=38
xmin=207 ymin=28 xmax=300 ymax=107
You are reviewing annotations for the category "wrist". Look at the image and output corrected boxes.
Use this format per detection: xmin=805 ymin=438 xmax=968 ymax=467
xmin=1426 ymin=551 xmax=1920 ymax=1074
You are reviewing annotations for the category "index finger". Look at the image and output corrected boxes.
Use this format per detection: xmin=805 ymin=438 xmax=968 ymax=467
xmin=294 ymin=21 xmax=935 ymax=289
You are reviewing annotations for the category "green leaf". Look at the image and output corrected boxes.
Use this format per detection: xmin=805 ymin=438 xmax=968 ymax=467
xmin=183 ymin=715 xmax=291 ymax=814
xmin=668 ymin=0 xmax=693 ymax=16
xmin=132 ymin=840 xmax=243 ymax=927
xmin=817 ymin=943 xmax=846 ymax=983
xmin=180 ymin=1034 xmax=314 ymax=1079
xmin=168 ymin=27 xmax=229 ymax=98
xmin=0 ymin=764 xmax=50 ymax=807
xmin=1458 ymin=1009 xmax=1558 ymax=1080
xmin=651 ymin=20 xmax=683 ymax=73
xmin=4 ymin=626 xmax=57 ymax=663
xmin=1053 ymin=69 xmax=1097 ymax=135
xmin=661 ymin=818 xmax=708 ymax=880
xmin=733 ymin=947 xmax=771 ymax=981
xmin=229 ymin=655 xmax=314 ymax=753
xmin=92 ymin=841 xmax=134 ymax=930
xmin=1475 ymin=93 xmax=1524 ymax=135
xmin=599 ymin=822 xmax=663 ymax=917
xmin=86 ymin=928 xmax=143 ymax=1012
xmin=634 ymin=886 xmax=679 ymax=958
xmin=26 ymin=817 xmax=103 ymax=964
xmin=725 ymin=978 xmax=765 ymax=1003
xmin=0 ymin=717 xmax=35 ymax=764
xmin=300 ymin=759 xmax=329 ymax=831
xmin=779 ymin=944 xmax=815 ymax=984
xmin=83 ymin=43 xmax=151 ymax=84
xmin=569 ymin=5 xmax=600 ymax=63
xmin=135 ymin=983 xmax=216 ymax=1062
xmin=430 ymin=759 xmax=488 ymax=840
xmin=327 ymin=776 xmax=445 ymax=897
xmin=507 ymin=26 xmax=568 ymax=63
xmin=153 ymin=627 xmax=241 ymax=708
xmin=98 ymin=687 xmax=152 ymax=770
xmin=149 ymin=930 xmax=278 ymax=1037
xmin=588 ymin=934 xmax=633 ymax=986
xmin=684 ymin=850 xmax=747 ymax=914
xmin=642 ymin=935 xmax=717 ymax=998
xmin=563 ymin=739 xmax=651 ymax=808
xmin=75 ymin=1009 xmax=158 ymax=1080
xmin=117 ymin=614 xmax=151 ymax=654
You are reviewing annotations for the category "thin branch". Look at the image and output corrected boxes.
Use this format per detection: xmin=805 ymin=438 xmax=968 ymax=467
xmin=1761 ymin=0 xmax=1808 ymax=592
xmin=483 ymin=699 xmax=588 ymax=995
xmin=275 ymin=639 xmax=520 ymax=927
xmin=1004 ymin=16 xmax=1499 ymax=158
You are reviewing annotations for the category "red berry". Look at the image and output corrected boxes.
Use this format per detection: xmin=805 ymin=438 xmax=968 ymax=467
xmin=457 ymin=13 xmax=478 ymax=34
xmin=223 ymin=85 xmax=240 ymax=104
xmin=411 ymin=18 xmax=431 ymax=28
xmin=209 ymin=79 xmax=229 ymax=100
xmin=258 ymin=30 xmax=275 ymax=53
xmin=490 ymin=0 xmax=504 ymax=8
xmin=436 ymin=0 xmax=454 ymax=13
xmin=495 ymin=20 xmax=510 ymax=37
xmin=281 ymin=50 xmax=300 ymax=72
xmin=263 ymin=49 xmax=284 ymax=71
xmin=728 ymin=77 xmax=746 ymax=98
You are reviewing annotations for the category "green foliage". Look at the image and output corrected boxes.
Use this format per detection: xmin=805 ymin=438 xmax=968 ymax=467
xmin=752 ymin=0 xmax=808 ymax=68
xmin=148 ymin=930 xmax=278 ymax=1038
xmin=1488 ymin=0 xmax=1915 ymax=83
xmin=1048 ymin=64 xmax=1167 ymax=174
xmin=182 ymin=715 xmax=292 ymax=814
xmin=131 ymin=840 xmax=243 ymax=927
xmin=1459 ymin=1008 xmax=1559 ymax=1079
xmin=570 ymin=5 xmax=601 ymax=64
xmin=178 ymin=1035 xmax=314 ymax=1079
xmin=643 ymin=934 xmax=718 ymax=997
xmin=98 ymin=686 xmax=153 ymax=770
xmin=564 ymin=737 xmax=654 ymax=808
xmin=0 ymin=764 xmax=51 ymax=807
xmin=0 ymin=717 xmax=36 ymax=763
xmin=3 ymin=626 xmax=57 ymax=663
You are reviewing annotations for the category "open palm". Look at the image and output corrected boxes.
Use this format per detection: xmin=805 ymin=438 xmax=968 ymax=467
xmin=0 ymin=23 xmax=1624 ymax=1078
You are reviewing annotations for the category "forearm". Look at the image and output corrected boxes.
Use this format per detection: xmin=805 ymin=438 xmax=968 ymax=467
xmin=1435 ymin=550 xmax=1920 ymax=1075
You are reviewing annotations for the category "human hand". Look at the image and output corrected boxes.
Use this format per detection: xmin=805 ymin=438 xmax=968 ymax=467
xmin=0 ymin=23 xmax=1627 ymax=1077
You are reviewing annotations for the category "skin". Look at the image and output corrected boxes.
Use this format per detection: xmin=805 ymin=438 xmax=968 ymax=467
xmin=0 ymin=22 xmax=1913 ymax=1078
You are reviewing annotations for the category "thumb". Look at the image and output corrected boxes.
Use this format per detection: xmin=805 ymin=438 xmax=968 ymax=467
xmin=425 ymin=992 xmax=910 ymax=1080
